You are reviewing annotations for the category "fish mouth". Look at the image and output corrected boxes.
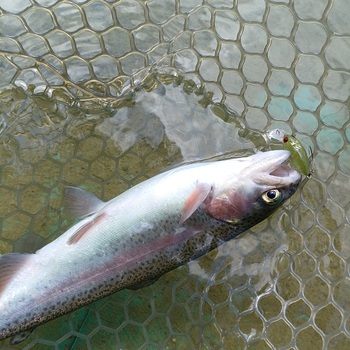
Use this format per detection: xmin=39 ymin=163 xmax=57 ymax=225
xmin=270 ymin=163 xmax=295 ymax=177
xmin=251 ymin=150 xmax=302 ymax=187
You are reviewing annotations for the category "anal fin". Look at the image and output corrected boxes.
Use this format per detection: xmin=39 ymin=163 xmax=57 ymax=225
xmin=10 ymin=329 xmax=34 ymax=345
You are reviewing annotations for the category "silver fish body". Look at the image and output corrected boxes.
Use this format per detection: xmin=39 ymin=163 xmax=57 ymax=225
xmin=0 ymin=150 xmax=301 ymax=341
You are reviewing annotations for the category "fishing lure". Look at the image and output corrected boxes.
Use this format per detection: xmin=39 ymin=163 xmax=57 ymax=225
xmin=266 ymin=129 xmax=311 ymax=177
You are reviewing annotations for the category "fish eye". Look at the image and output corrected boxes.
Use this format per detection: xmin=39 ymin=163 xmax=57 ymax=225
xmin=262 ymin=189 xmax=282 ymax=204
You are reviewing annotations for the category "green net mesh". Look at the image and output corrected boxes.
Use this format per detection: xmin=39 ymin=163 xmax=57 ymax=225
xmin=0 ymin=0 xmax=350 ymax=349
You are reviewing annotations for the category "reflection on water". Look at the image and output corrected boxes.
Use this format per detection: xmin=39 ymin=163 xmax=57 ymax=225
xmin=97 ymin=79 xmax=257 ymax=160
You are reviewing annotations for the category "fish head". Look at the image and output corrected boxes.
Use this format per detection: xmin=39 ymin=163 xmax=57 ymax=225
xmin=203 ymin=150 xmax=301 ymax=228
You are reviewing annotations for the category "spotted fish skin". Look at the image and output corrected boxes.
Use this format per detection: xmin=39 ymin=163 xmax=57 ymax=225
xmin=0 ymin=150 xmax=301 ymax=341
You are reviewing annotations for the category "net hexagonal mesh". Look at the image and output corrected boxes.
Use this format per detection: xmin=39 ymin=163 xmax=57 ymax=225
xmin=0 ymin=0 xmax=349 ymax=349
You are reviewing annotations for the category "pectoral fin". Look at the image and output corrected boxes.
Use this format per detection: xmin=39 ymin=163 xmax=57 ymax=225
xmin=180 ymin=183 xmax=212 ymax=224
xmin=63 ymin=187 xmax=105 ymax=219
xmin=67 ymin=212 xmax=107 ymax=245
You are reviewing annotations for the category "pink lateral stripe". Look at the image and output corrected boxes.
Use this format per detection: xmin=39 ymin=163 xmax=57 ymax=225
xmin=90 ymin=225 xmax=202 ymax=278
xmin=53 ymin=225 xmax=203 ymax=300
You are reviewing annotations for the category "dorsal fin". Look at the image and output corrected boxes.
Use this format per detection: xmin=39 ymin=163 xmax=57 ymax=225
xmin=63 ymin=187 xmax=105 ymax=219
xmin=0 ymin=253 xmax=31 ymax=295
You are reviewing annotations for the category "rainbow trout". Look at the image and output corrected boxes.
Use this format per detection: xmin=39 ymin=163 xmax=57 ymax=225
xmin=0 ymin=150 xmax=301 ymax=342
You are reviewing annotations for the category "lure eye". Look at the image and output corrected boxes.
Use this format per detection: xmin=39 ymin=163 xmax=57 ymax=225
xmin=262 ymin=189 xmax=282 ymax=204
xmin=283 ymin=136 xmax=289 ymax=143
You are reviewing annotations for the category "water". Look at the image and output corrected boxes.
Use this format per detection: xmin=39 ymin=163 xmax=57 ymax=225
xmin=0 ymin=0 xmax=350 ymax=349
